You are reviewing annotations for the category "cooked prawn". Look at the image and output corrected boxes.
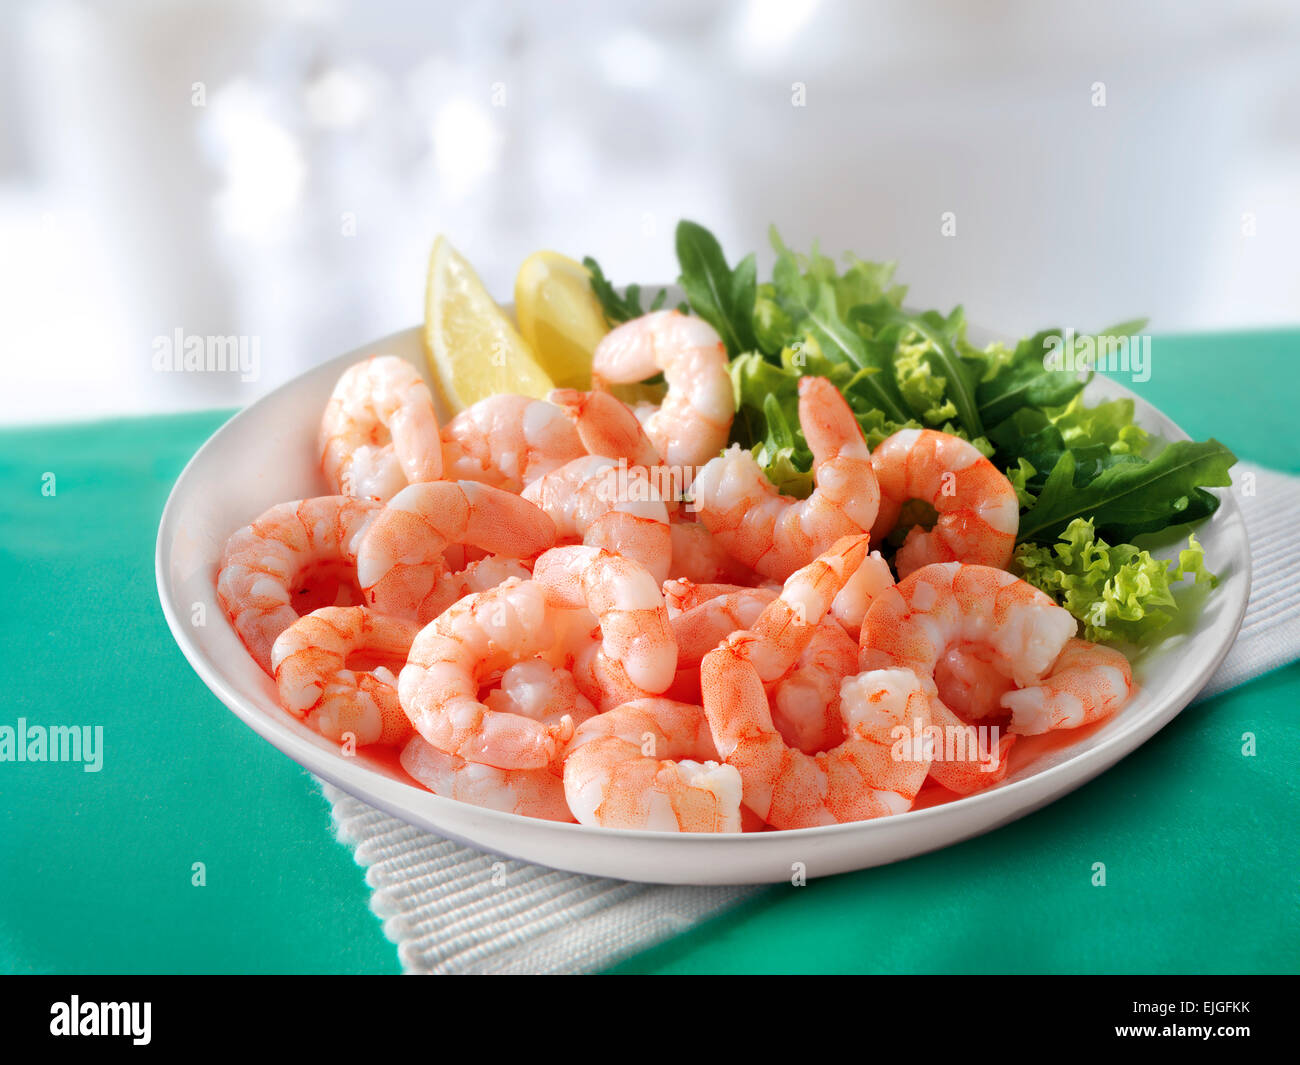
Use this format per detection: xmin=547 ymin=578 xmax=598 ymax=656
xmin=523 ymin=455 xmax=672 ymax=583
xmin=670 ymin=588 xmax=774 ymax=666
xmin=484 ymin=659 xmax=598 ymax=726
xmin=440 ymin=393 xmax=586 ymax=493
xmin=859 ymin=562 xmax=1077 ymax=793
xmin=702 ymin=646 xmax=935 ymax=828
xmin=401 ymin=736 xmax=574 ymax=821
xmin=549 ymin=387 xmax=664 ymax=468
xmin=667 ymin=520 xmax=755 ymax=584
xmin=742 ymin=532 xmax=871 ymax=684
xmin=400 ymin=659 xmax=595 ymax=820
xmin=668 ymin=584 xmax=855 ymax=755
xmin=934 ymin=643 xmax=1017 ymax=722
xmin=668 ymin=537 xmax=868 ymax=754
xmin=859 ymin=562 xmax=1077 ymax=687
xmin=693 ymin=376 xmax=879 ymax=580
xmin=271 ymin=606 xmax=418 ymax=746
xmin=217 ymin=496 xmax=381 ymax=674
xmin=725 ymin=534 xmax=869 ymax=754
xmin=398 ymin=578 xmax=586 ymax=769
xmin=532 ymin=545 xmax=677 ymax=711
xmin=1001 ymin=638 xmax=1135 ymax=735
xmin=422 ymin=555 xmax=533 ymax=621
xmin=870 ymin=428 xmax=1019 ymax=578
xmin=563 ymin=698 xmax=742 ymax=832
xmin=662 ymin=579 xmax=779 ymax=615
xmin=356 ymin=480 xmax=556 ymax=623
xmin=770 ymin=617 xmax=859 ymax=755
xmin=553 ymin=393 xmax=727 ymax=561
xmin=668 ymin=533 xmax=866 ymax=686
xmin=320 ymin=356 xmax=442 ymax=502
xmin=590 ymin=310 xmax=734 ymax=471
xmin=829 ymin=549 xmax=895 ymax=640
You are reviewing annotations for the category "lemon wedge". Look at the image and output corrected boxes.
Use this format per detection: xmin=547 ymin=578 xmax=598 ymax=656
xmin=424 ymin=236 xmax=555 ymax=410
xmin=513 ymin=250 xmax=611 ymax=390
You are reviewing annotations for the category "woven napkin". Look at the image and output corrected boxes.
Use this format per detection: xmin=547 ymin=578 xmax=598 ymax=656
xmin=322 ymin=461 xmax=1300 ymax=974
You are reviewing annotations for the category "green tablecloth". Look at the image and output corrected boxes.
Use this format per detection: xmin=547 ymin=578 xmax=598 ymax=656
xmin=1 ymin=329 xmax=1297 ymax=974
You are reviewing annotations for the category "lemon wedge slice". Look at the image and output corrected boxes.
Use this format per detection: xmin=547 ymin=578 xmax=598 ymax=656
xmin=424 ymin=236 xmax=555 ymax=410
xmin=513 ymin=250 xmax=610 ymax=390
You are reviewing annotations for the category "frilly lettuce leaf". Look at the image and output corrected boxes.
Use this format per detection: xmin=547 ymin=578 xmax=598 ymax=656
xmin=1006 ymin=457 xmax=1038 ymax=508
xmin=848 ymin=302 xmax=984 ymax=437
xmin=751 ymin=393 xmax=814 ymax=497
xmin=1048 ymin=393 xmax=1151 ymax=455
xmin=896 ymin=336 xmax=960 ymax=426
xmin=753 ymin=291 xmax=795 ymax=356
xmin=764 ymin=230 xmax=910 ymax=422
xmin=756 ymin=229 xmax=906 ymax=362
xmin=1014 ymin=518 xmax=1217 ymax=644
xmin=987 ymin=389 xmax=1155 ymax=515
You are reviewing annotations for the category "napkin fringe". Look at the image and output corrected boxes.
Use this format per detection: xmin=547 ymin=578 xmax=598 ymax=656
xmin=326 ymin=786 xmax=747 ymax=973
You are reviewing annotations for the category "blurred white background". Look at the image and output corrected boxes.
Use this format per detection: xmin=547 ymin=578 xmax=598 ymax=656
xmin=1 ymin=0 xmax=1297 ymax=423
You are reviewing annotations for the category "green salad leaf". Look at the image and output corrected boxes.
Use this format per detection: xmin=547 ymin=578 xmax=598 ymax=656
xmin=582 ymin=256 xmax=667 ymax=325
xmin=849 ymin=301 xmax=984 ymax=437
xmin=1015 ymin=518 xmax=1217 ymax=643
xmin=1017 ymin=439 xmax=1237 ymax=544
xmin=1048 ymin=393 xmax=1151 ymax=455
xmin=895 ymin=335 xmax=958 ymax=425
xmin=764 ymin=230 xmax=911 ymax=423
xmin=675 ymin=220 xmax=758 ymax=355
xmin=758 ymin=232 xmax=906 ymax=348
xmin=975 ymin=330 xmax=1088 ymax=426
xmin=729 ymin=345 xmax=873 ymax=491
xmin=751 ymin=392 xmax=815 ymax=497
xmin=987 ymin=392 xmax=1157 ymax=507
xmin=1006 ymin=457 xmax=1038 ymax=507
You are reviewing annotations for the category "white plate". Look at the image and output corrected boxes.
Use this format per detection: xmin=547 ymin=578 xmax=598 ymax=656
xmin=156 ymin=322 xmax=1250 ymax=884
